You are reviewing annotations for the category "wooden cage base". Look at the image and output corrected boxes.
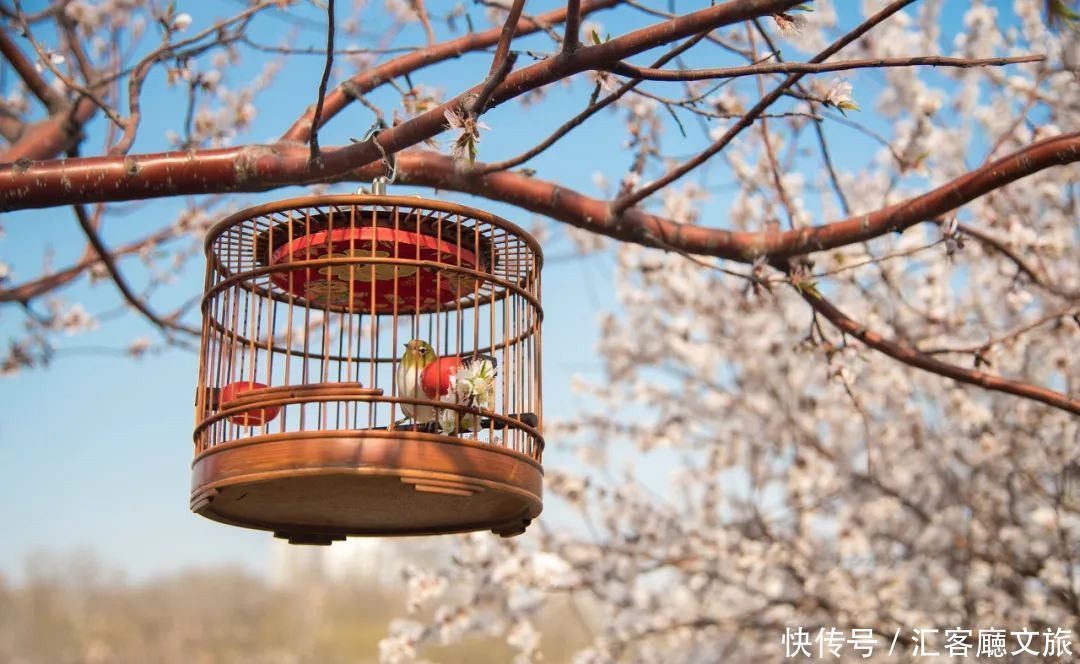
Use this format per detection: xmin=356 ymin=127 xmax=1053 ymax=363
xmin=190 ymin=431 xmax=542 ymax=544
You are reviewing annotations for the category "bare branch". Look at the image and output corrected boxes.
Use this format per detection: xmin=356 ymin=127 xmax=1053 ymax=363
xmin=944 ymin=219 xmax=1080 ymax=300
xmin=350 ymin=134 xmax=1080 ymax=264
xmin=917 ymin=307 xmax=1079 ymax=357
xmin=605 ymin=53 xmax=1045 ymax=82
xmin=309 ymin=0 xmax=336 ymax=163
xmin=614 ymin=0 xmax=919 ymax=213
xmin=109 ymin=1 xmax=279 ymax=155
xmin=468 ymin=0 xmax=526 ymax=117
xmin=795 ymin=285 xmax=1080 ymax=416
xmin=71 ymin=204 xmax=198 ymax=337
xmin=10 ymin=0 xmax=124 ymax=129
xmin=0 ymin=225 xmax=177 ymax=304
xmin=0 ymin=97 xmax=96 ymax=161
xmin=0 ymin=25 xmax=65 ymax=112
xmin=473 ymin=29 xmax=711 ymax=175
xmin=410 ymin=0 xmax=436 ymax=45
xmin=279 ymin=0 xmax=619 ymax=142
xmin=563 ymin=0 xmax=583 ymax=53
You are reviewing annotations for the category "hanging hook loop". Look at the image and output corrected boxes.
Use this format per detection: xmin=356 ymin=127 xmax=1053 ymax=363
xmin=352 ymin=118 xmax=397 ymax=196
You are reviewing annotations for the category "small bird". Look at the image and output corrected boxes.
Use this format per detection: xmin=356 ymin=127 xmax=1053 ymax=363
xmin=397 ymin=339 xmax=439 ymax=425
xmin=396 ymin=339 xmax=498 ymax=431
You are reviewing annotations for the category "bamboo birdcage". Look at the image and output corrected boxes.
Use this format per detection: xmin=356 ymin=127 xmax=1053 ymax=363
xmin=191 ymin=194 xmax=543 ymax=544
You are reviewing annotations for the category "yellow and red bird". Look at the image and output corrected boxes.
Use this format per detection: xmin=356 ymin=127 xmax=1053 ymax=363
xmin=396 ymin=339 xmax=497 ymax=430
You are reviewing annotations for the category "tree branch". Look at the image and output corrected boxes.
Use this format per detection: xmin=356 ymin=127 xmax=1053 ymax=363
xmin=917 ymin=307 xmax=1078 ymax=357
xmin=309 ymin=0 xmax=335 ymax=163
xmin=10 ymin=0 xmax=124 ymax=129
xmin=796 ymin=286 xmax=1080 ymax=415
xmin=0 ymin=225 xmax=177 ymax=304
xmin=410 ymin=0 xmax=436 ymax=45
xmin=0 ymin=25 xmax=65 ymax=112
xmin=71 ymin=204 xmax=198 ymax=337
xmin=280 ymin=0 xmax=621 ymax=143
xmin=2 ymin=0 xmax=800 ymax=208
xmin=605 ymin=53 xmax=1045 ymax=82
xmin=563 ymin=0 xmax=583 ymax=53
xmin=109 ymin=1 xmax=278 ymax=156
xmin=472 ymin=29 xmax=711 ymax=175
xmin=945 ymin=219 xmax=1080 ymax=300
xmin=469 ymin=0 xmax=526 ymax=117
xmin=345 ymin=135 xmax=1080 ymax=263
xmin=0 ymin=97 xmax=97 ymax=161
xmin=613 ymin=0 xmax=919 ymax=213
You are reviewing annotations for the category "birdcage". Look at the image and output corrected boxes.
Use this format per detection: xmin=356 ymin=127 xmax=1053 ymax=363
xmin=191 ymin=194 xmax=543 ymax=544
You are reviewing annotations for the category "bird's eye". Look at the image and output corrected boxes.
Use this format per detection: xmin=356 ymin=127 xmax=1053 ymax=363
xmin=418 ymin=347 xmax=427 ymax=354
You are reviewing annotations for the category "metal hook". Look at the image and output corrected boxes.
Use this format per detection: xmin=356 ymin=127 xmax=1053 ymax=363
xmin=354 ymin=119 xmax=397 ymax=196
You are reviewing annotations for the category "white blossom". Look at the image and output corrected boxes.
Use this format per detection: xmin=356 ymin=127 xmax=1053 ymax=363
xmin=444 ymin=107 xmax=489 ymax=163
xmin=171 ymin=12 xmax=192 ymax=31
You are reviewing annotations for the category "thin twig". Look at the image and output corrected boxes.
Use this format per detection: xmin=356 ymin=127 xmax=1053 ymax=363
xmin=614 ymin=0 xmax=920 ymax=213
xmin=238 ymin=37 xmax=421 ymax=56
xmin=71 ymin=203 xmax=199 ymax=337
xmin=410 ymin=0 xmax=436 ymax=45
xmin=110 ymin=3 xmax=276 ymax=155
xmin=747 ymin=24 xmax=795 ymax=230
xmin=941 ymin=219 xmax=1080 ymax=300
xmin=309 ymin=0 xmax=336 ymax=162
xmin=11 ymin=0 xmax=124 ymax=128
xmin=917 ymin=308 xmax=1078 ymax=357
xmin=468 ymin=0 xmax=526 ymax=116
xmin=0 ymin=225 xmax=178 ymax=304
xmin=474 ymin=29 xmax=711 ymax=175
xmin=606 ymin=54 xmax=1045 ymax=82
xmin=281 ymin=0 xmax=618 ymax=142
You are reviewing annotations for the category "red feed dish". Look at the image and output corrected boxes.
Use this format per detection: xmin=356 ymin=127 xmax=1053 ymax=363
xmin=220 ymin=381 xmax=281 ymax=426
xmin=269 ymin=227 xmax=482 ymax=313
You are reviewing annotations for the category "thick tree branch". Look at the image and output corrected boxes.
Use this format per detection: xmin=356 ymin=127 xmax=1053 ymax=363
xmin=606 ymin=54 xmax=1045 ymax=82
xmin=795 ymin=286 xmax=1080 ymax=416
xmin=345 ymin=135 xmax=1080 ymax=263
xmin=0 ymin=97 xmax=96 ymax=161
xmin=5 ymin=131 xmax=1079 ymax=277
xmin=2 ymin=0 xmax=800 ymax=209
xmin=0 ymin=26 xmax=65 ymax=112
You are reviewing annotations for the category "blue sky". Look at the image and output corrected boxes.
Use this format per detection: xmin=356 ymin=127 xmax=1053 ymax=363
xmin=0 ymin=0 xmax=990 ymax=581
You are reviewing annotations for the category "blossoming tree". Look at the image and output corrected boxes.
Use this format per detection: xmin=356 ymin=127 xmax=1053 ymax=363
xmin=2 ymin=0 xmax=1079 ymax=661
